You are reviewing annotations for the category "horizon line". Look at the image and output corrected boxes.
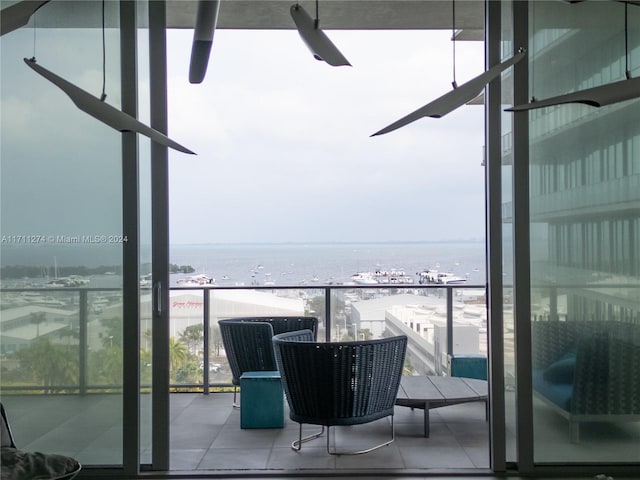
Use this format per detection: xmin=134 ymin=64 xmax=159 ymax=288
xmin=169 ymin=239 xmax=486 ymax=247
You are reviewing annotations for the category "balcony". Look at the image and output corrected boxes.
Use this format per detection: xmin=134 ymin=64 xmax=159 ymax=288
xmin=0 ymin=283 xmax=491 ymax=474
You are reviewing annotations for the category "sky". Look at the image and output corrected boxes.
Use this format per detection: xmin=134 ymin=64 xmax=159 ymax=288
xmin=165 ymin=28 xmax=486 ymax=245
xmin=0 ymin=21 xmax=486 ymax=253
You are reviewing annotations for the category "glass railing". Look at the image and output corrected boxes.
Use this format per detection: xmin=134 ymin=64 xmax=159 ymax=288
xmin=0 ymin=283 xmax=488 ymax=394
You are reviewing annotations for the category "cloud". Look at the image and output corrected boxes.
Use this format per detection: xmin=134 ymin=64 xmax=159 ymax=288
xmin=163 ymin=29 xmax=486 ymax=244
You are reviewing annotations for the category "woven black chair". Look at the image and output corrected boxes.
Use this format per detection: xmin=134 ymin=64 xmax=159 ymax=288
xmin=218 ymin=317 xmax=318 ymax=407
xmin=224 ymin=316 xmax=318 ymax=338
xmin=273 ymin=330 xmax=407 ymax=455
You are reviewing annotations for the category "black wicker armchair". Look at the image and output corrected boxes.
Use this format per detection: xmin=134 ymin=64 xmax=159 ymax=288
xmin=224 ymin=316 xmax=318 ymax=338
xmin=273 ymin=330 xmax=407 ymax=455
xmin=218 ymin=316 xmax=318 ymax=407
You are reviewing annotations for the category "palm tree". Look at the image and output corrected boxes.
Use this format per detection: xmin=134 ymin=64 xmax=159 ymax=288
xmin=29 ymin=312 xmax=46 ymax=338
xmin=15 ymin=338 xmax=77 ymax=393
xmin=179 ymin=324 xmax=204 ymax=356
xmin=168 ymin=337 xmax=189 ymax=372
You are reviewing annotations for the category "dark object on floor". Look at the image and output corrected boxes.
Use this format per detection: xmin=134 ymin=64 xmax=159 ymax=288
xmin=1 ymin=402 xmax=82 ymax=480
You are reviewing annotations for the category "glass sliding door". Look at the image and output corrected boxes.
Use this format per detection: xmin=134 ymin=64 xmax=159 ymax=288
xmin=526 ymin=0 xmax=640 ymax=465
xmin=0 ymin=0 xmax=126 ymax=467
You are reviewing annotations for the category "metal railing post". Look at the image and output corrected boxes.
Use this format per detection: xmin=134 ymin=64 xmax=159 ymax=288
xmin=203 ymin=289 xmax=210 ymax=394
xmin=79 ymin=289 xmax=88 ymax=395
xmin=324 ymin=287 xmax=331 ymax=342
xmin=446 ymin=286 xmax=454 ymax=370
xmin=549 ymin=286 xmax=558 ymax=321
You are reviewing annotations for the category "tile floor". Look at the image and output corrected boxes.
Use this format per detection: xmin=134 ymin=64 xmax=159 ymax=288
xmin=168 ymin=392 xmax=490 ymax=473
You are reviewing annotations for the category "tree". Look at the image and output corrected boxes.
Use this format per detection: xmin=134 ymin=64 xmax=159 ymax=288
xmin=99 ymin=316 xmax=122 ymax=349
xmin=140 ymin=348 xmax=152 ymax=386
xmin=173 ymin=358 xmax=200 ymax=384
xmin=179 ymin=324 xmax=204 ymax=356
xmin=358 ymin=328 xmax=374 ymax=341
xmin=29 ymin=312 xmax=46 ymax=338
xmin=169 ymin=337 xmax=188 ymax=372
xmin=210 ymin=325 xmax=223 ymax=357
xmin=15 ymin=338 xmax=77 ymax=393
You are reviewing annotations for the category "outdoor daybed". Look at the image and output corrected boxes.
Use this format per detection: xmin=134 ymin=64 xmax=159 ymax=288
xmin=531 ymin=320 xmax=640 ymax=442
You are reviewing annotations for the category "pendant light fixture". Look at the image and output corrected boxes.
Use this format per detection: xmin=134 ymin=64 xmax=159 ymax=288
xmin=24 ymin=1 xmax=195 ymax=154
xmin=371 ymin=49 xmax=525 ymax=136
xmin=563 ymin=0 xmax=640 ymax=5
xmin=507 ymin=2 xmax=639 ymax=112
xmin=25 ymin=58 xmax=195 ymax=154
xmin=0 ymin=0 xmax=49 ymax=36
xmin=372 ymin=0 xmax=525 ymax=136
xmin=189 ymin=0 xmax=220 ymax=84
xmin=290 ymin=1 xmax=350 ymax=66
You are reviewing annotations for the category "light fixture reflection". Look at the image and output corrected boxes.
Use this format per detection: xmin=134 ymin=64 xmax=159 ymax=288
xmin=0 ymin=0 xmax=49 ymax=36
xmin=505 ymin=76 xmax=640 ymax=111
xmin=189 ymin=0 xmax=220 ymax=84
xmin=508 ymin=1 xmax=640 ymax=112
xmin=372 ymin=49 xmax=526 ymax=136
xmin=25 ymin=58 xmax=195 ymax=154
xmin=290 ymin=4 xmax=350 ymax=66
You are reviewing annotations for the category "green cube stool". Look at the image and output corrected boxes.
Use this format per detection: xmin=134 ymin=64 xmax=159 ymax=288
xmin=240 ymin=371 xmax=284 ymax=429
xmin=448 ymin=354 xmax=488 ymax=380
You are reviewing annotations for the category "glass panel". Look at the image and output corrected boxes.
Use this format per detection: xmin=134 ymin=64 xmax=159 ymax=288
xmin=137 ymin=0 xmax=153 ymax=465
xmin=0 ymin=0 xmax=124 ymax=466
xmin=500 ymin=0 xmax=518 ymax=464
xmin=169 ymin=283 xmax=488 ymax=386
xmin=529 ymin=0 xmax=640 ymax=464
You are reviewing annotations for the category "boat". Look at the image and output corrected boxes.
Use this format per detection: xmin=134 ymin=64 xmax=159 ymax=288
xmin=438 ymin=274 xmax=467 ymax=285
xmin=350 ymin=268 xmax=414 ymax=285
xmin=350 ymin=272 xmax=379 ymax=285
xmin=417 ymin=269 xmax=467 ymax=285
xmin=176 ymin=274 xmax=215 ymax=286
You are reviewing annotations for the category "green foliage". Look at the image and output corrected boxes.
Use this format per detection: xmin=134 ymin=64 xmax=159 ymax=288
xmin=179 ymin=324 xmax=204 ymax=355
xmin=99 ymin=316 xmax=122 ymax=348
xmin=169 ymin=264 xmax=195 ymax=274
xmin=140 ymin=349 xmax=152 ymax=385
xmin=173 ymin=358 xmax=201 ymax=383
xmin=90 ymin=347 xmax=123 ymax=385
xmin=14 ymin=338 xmax=78 ymax=392
xmin=210 ymin=325 xmax=223 ymax=356
xmin=358 ymin=328 xmax=374 ymax=341
xmin=169 ymin=337 xmax=201 ymax=384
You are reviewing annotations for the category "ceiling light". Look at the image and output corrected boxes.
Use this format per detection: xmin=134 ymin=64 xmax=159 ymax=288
xmin=290 ymin=2 xmax=350 ymax=66
xmin=372 ymin=49 xmax=526 ymax=136
xmin=508 ymin=2 xmax=639 ymax=112
xmin=505 ymin=76 xmax=640 ymax=111
xmin=0 ymin=0 xmax=49 ymax=36
xmin=189 ymin=0 xmax=220 ymax=84
xmin=25 ymin=58 xmax=195 ymax=154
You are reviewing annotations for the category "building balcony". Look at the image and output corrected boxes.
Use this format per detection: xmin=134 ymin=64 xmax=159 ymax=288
xmin=529 ymin=175 xmax=640 ymax=222
xmin=0 ymin=282 xmax=492 ymax=474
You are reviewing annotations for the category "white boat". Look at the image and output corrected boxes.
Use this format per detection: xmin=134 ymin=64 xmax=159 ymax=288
xmin=177 ymin=274 xmax=215 ymax=286
xmin=439 ymin=274 xmax=467 ymax=285
xmin=350 ymin=269 xmax=414 ymax=285
xmin=417 ymin=269 xmax=467 ymax=285
xmin=350 ymin=272 xmax=379 ymax=284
